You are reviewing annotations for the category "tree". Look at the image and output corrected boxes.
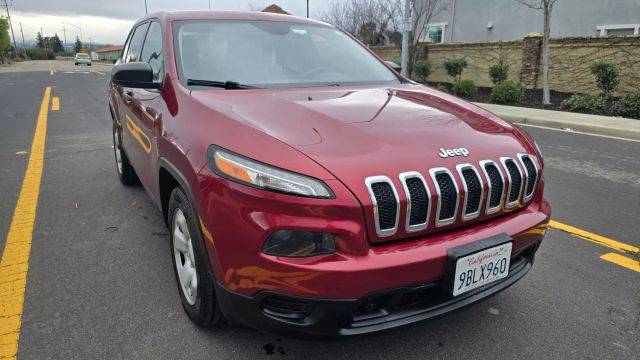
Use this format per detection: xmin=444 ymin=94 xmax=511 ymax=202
xmin=74 ymin=36 xmax=82 ymax=54
xmin=516 ymin=0 xmax=558 ymax=105
xmin=321 ymin=0 xmax=402 ymax=46
xmin=51 ymin=34 xmax=64 ymax=53
xmin=36 ymin=31 xmax=45 ymax=48
xmin=0 ymin=17 xmax=9 ymax=64
xmin=406 ymin=0 xmax=448 ymax=76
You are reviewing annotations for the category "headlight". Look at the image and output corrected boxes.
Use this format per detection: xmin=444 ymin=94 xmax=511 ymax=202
xmin=263 ymin=230 xmax=336 ymax=257
xmin=208 ymin=146 xmax=334 ymax=198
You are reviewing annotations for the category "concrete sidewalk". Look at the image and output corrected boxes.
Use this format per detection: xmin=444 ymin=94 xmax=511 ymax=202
xmin=476 ymin=103 xmax=640 ymax=141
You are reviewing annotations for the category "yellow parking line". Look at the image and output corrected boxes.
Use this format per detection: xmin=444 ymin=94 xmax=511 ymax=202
xmin=91 ymin=70 xmax=105 ymax=76
xmin=600 ymin=253 xmax=640 ymax=273
xmin=51 ymin=97 xmax=60 ymax=111
xmin=0 ymin=87 xmax=51 ymax=359
xmin=548 ymin=220 xmax=639 ymax=254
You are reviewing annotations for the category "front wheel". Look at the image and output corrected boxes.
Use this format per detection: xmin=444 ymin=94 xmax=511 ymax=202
xmin=169 ymin=188 xmax=223 ymax=327
xmin=112 ymin=124 xmax=138 ymax=185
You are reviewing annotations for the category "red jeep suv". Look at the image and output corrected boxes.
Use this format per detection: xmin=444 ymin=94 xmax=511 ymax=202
xmin=108 ymin=11 xmax=551 ymax=336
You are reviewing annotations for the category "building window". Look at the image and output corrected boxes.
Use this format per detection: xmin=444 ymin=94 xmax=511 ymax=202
xmin=424 ymin=23 xmax=447 ymax=43
xmin=597 ymin=24 xmax=640 ymax=36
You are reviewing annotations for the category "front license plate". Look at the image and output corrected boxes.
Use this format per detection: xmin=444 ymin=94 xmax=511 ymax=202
xmin=452 ymin=242 xmax=512 ymax=297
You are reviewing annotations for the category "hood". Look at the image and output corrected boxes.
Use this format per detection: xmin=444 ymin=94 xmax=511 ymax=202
xmin=191 ymin=84 xmax=534 ymax=241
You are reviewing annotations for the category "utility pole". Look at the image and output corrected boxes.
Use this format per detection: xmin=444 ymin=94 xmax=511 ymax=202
xmin=208 ymin=0 xmax=211 ymax=10
xmin=62 ymin=26 xmax=67 ymax=53
xmin=2 ymin=0 xmax=19 ymax=57
xmin=19 ymin=21 xmax=26 ymax=57
xmin=306 ymin=0 xmax=309 ymax=18
xmin=144 ymin=0 xmax=148 ymax=14
xmin=400 ymin=0 xmax=411 ymax=77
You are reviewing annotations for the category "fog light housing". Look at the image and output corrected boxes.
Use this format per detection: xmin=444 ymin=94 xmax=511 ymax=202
xmin=262 ymin=230 xmax=336 ymax=257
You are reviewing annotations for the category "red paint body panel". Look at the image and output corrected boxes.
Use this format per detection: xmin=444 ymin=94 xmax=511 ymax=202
xmin=109 ymin=11 xmax=551 ymax=322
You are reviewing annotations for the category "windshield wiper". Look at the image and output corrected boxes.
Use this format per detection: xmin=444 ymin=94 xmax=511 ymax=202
xmin=186 ymin=79 xmax=256 ymax=90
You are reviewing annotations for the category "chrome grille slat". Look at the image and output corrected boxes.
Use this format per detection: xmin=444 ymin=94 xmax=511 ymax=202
xmin=429 ymin=168 xmax=459 ymax=227
xmin=365 ymin=176 xmax=400 ymax=237
xmin=399 ymin=172 xmax=431 ymax=232
xmin=479 ymin=160 xmax=506 ymax=214
xmin=456 ymin=164 xmax=484 ymax=221
xmin=517 ymin=153 xmax=538 ymax=203
xmin=500 ymin=157 xmax=524 ymax=209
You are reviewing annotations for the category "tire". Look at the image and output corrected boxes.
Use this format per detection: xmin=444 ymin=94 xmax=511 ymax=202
xmin=112 ymin=123 xmax=139 ymax=185
xmin=168 ymin=187 xmax=223 ymax=327
xmin=75 ymin=63 xmax=78 ymax=65
xmin=88 ymin=63 xmax=92 ymax=66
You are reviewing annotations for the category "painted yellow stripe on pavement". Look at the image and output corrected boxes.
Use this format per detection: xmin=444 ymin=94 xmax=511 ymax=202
xmin=91 ymin=70 xmax=105 ymax=76
xmin=0 ymin=87 xmax=51 ymax=359
xmin=548 ymin=220 xmax=639 ymax=254
xmin=600 ymin=253 xmax=640 ymax=273
xmin=51 ymin=97 xmax=60 ymax=111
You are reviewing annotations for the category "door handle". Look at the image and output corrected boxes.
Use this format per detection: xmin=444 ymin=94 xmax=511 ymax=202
xmin=123 ymin=90 xmax=133 ymax=103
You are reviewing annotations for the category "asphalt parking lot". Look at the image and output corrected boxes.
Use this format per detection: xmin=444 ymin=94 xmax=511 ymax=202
xmin=0 ymin=60 xmax=638 ymax=359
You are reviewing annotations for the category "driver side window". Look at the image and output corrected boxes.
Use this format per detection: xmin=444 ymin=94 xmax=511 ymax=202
xmin=140 ymin=22 xmax=164 ymax=82
xmin=123 ymin=22 xmax=149 ymax=63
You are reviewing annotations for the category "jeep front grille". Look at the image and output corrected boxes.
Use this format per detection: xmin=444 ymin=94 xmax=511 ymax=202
xmin=457 ymin=164 xmax=483 ymax=220
xmin=480 ymin=160 xmax=505 ymax=214
xmin=429 ymin=168 xmax=459 ymax=227
xmin=501 ymin=157 xmax=523 ymax=208
xmin=365 ymin=176 xmax=400 ymax=237
xmin=399 ymin=172 xmax=430 ymax=232
xmin=364 ymin=153 xmax=539 ymax=239
xmin=518 ymin=153 xmax=538 ymax=202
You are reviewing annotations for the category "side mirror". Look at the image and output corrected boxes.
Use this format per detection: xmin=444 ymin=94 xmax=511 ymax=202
xmin=385 ymin=61 xmax=402 ymax=73
xmin=111 ymin=62 xmax=161 ymax=89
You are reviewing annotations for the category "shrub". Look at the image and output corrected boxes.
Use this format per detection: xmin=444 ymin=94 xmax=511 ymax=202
xmin=413 ymin=60 xmax=431 ymax=82
xmin=436 ymin=83 xmax=450 ymax=93
xmin=25 ymin=48 xmax=55 ymax=60
xmin=489 ymin=63 xmax=509 ymax=85
xmin=590 ymin=61 xmax=619 ymax=95
xmin=452 ymin=79 xmax=477 ymax=98
xmin=613 ymin=92 xmax=640 ymax=119
xmin=561 ymin=94 xmax=608 ymax=113
xmin=443 ymin=57 xmax=468 ymax=81
xmin=491 ymin=81 xmax=525 ymax=104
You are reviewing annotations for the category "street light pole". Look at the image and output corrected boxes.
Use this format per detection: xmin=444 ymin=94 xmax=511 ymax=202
xmin=208 ymin=0 xmax=211 ymax=10
xmin=400 ymin=0 xmax=411 ymax=77
xmin=145 ymin=0 xmax=148 ymax=14
xmin=63 ymin=21 xmax=83 ymax=44
xmin=306 ymin=0 xmax=309 ymax=18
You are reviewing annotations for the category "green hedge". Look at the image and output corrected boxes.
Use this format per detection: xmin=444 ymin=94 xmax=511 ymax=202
xmin=491 ymin=81 xmax=525 ymax=104
xmin=561 ymin=94 xmax=608 ymax=113
xmin=25 ymin=48 xmax=55 ymax=60
xmin=452 ymin=79 xmax=477 ymax=98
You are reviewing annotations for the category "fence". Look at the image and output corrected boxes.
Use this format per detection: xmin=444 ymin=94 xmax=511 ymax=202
xmin=371 ymin=34 xmax=640 ymax=95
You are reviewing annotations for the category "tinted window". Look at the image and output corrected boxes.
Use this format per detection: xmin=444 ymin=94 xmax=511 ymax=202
xmin=174 ymin=21 xmax=399 ymax=88
xmin=140 ymin=22 xmax=164 ymax=81
xmin=123 ymin=22 xmax=149 ymax=63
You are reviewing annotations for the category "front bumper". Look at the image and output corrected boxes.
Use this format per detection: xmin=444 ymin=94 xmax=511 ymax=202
xmin=216 ymin=239 xmax=538 ymax=337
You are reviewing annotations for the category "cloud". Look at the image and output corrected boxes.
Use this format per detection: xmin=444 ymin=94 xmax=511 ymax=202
xmin=10 ymin=0 xmax=337 ymax=44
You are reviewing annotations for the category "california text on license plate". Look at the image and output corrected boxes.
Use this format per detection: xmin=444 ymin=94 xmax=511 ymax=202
xmin=452 ymin=242 xmax=512 ymax=297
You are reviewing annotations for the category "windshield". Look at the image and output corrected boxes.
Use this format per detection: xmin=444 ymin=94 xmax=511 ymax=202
xmin=173 ymin=20 xmax=400 ymax=88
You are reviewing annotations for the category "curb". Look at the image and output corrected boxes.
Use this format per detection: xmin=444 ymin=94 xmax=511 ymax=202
xmin=475 ymin=103 xmax=640 ymax=141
